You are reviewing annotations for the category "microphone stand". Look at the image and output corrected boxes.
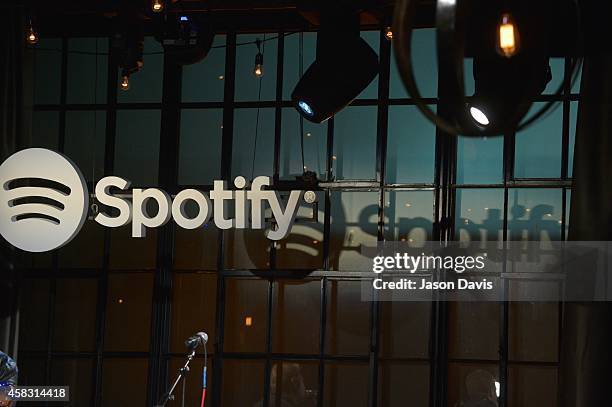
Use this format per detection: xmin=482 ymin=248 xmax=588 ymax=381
xmin=154 ymin=349 xmax=195 ymax=407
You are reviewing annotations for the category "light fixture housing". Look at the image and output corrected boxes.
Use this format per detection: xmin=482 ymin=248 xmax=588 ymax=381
xmin=292 ymin=8 xmax=379 ymax=123
xmin=155 ymin=14 xmax=214 ymax=65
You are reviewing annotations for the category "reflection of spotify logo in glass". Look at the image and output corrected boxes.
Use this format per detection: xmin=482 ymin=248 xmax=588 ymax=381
xmin=0 ymin=148 xmax=89 ymax=252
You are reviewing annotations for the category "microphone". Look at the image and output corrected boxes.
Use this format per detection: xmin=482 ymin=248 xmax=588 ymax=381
xmin=185 ymin=332 xmax=208 ymax=350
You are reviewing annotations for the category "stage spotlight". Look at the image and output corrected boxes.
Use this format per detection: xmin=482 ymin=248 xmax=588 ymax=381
xmin=469 ymin=106 xmax=489 ymax=126
xmin=155 ymin=14 xmax=214 ymax=65
xmin=291 ymin=9 xmax=379 ymax=123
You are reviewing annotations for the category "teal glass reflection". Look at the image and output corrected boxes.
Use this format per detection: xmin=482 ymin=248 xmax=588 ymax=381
xmin=333 ymin=106 xmax=377 ymax=180
xmin=280 ymin=108 xmax=327 ymax=180
xmin=283 ymin=32 xmax=317 ymax=100
xmin=565 ymin=190 xmax=571 ymax=240
xmin=464 ymin=58 xmax=475 ymax=96
xmin=507 ymin=189 xmax=562 ymax=241
xmin=357 ymin=31 xmax=380 ymax=99
xmin=31 ymin=111 xmax=59 ymax=149
xmin=178 ymin=109 xmax=223 ymax=185
xmin=232 ymin=108 xmax=275 ymax=178
xmin=384 ymin=191 xmax=433 ymax=243
xmin=544 ymin=58 xmax=565 ymax=95
xmin=114 ymin=110 xmax=161 ymax=186
xmin=329 ymin=191 xmax=378 ymax=270
xmin=64 ymin=111 xmax=106 ymax=182
xmin=33 ymin=38 xmax=62 ymax=105
xmin=514 ymin=103 xmax=562 ymax=178
xmin=390 ymin=29 xmax=437 ymax=99
xmin=568 ymin=101 xmax=578 ymax=177
xmin=67 ymin=38 xmax=108 ymax=104
xmin=455 ymin=189 xmax=504 ymax=243
xmin=571 ymin=63 xmax=582 ymax=94
xmin=456 ymin=136 xmax=503 ymax=184
xmin=235 ymin=34 xmax=277 ymax=102
xmin=117 ymin=38 xmax=163 ymax=103
xmin=182 ymin=35 xmax=226 ymax=102
xmin=386 ymin=105 xmax=436 ymax=184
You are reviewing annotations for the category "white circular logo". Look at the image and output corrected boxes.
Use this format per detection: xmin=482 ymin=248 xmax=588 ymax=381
xmin=0 ymin=148 xmax=89 ymax=252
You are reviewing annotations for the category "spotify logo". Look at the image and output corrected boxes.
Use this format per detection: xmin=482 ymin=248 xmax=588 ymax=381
xmin=0 ymin=148 xmax=89 ymax=252
xmin=1 ymin=148 xmax=310 ymax=253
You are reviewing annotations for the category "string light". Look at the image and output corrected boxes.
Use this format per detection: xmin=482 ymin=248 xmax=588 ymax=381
xmin=385 ymin=26 xmax=393 ymax=40
xmin=120 ymin=75 xmax=130 ymax=91
xmin=152 ymin=0 xmax=164 ymax=13
xmin=253 ymin=38 xmax=264 ymax=77
xmin=497 ymin=13 xmax=519 ymax=58
xmin=27 ymin=19 xmax=38 ymax=45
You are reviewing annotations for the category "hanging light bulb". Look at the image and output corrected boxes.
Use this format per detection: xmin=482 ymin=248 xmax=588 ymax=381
xmin=253 ymin=52 xmax=264 ymax=77
xmin=253 ymin=38 xmax=264 ymax=77
xmin=152 ymin=0 xmax=164 ymax=13
xmin=26 ymin=19 xmax=38 ymax=44
xmin=385 ymin=26 xmax=393 ymax=41
xmin=120 ymin=75 xmax=130 ymax=91
xmin=497 ymin=13 xmax=520 ymax=58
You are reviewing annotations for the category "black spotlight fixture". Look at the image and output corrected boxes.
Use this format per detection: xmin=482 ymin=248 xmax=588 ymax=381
xmin=392 ymin=0 xmax=582 ymax=136
xmin=292 ymin=6 xmax=379 ymax=123
xmin=155 ymin=14 xmax=214 ymax=66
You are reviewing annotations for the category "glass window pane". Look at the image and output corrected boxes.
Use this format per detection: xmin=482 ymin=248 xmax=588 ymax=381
xmin=64 ymin=110 xmax=106 ymax=183
xmin=182 ymin=35 xmax=226 ymax=102
xmin=329 ymin=191 xmax=378 ymax=271
xmin=378 ymin=362 xmax=430 ymax=407
xmin=448 ymin=302 xmax=500 ymax=360
xmin=67 ymin=38 xmax=108 ymax=104
xmin=224 ymin=279 xmax=268 ymax=353
xmin=32 ymin=111 xmax=59 ymax=149
xmin=390 ymin=29 xmax=437 ymax=99
xmin=507 ymin=189 xmax=563 ymax=241
xmin=457 ymin=136 xmax=504 ymax=184
xmin=386 ymin=105 xmax=436 ymax=184
xmin=117 ymin=37 xmax=163 ymax=103
xmin=222 ymin=360 xmax=265 ymax=407
xmin=544 ymin=58 xmax=565 ymax=94
xmin=232 ymin=108 xmax=275 ymax=178
xmin=455 ymin=189 xmax=504 ymax=243
xmin=50 ymin=358 xmax=95 ymax=406
xmin=508 ymin=365 xmax=557 ymax=407
xmin=109 ymin=226 xmax=157 ymax=270
xmin=509 ymin=302 xmax=558 ymax=362
xmin=325 ymin=280 xmax=370 ymax=356
xmin=104 ymin=273 xmax=154 ymax=352
xmin=275 ymin=191 xmax=325 ymax=270
xmin=568 ymin=101 xmax=578 ymax=177
xmin=33 ymin=39 xmax=62 ymax=104
xmin=269 ymin=361 xmax=318 ymax=407
xmin=384 ymin=191 xmax=433 ymax=244
xmin=379 ymin=302 xmax=430 ymax=358
xmin=283 ymin=32 xmax=317 ymax=100
xmin=514 ymin=103 xmax=562 ymax=178
xmin=448 ymin=363 xmax=499 ymax=407
xmin=224 ymin=229 xmax=271 ymax=269
xmin=272 ymin=280 xmax=320 ymax=354
xmin=178 ymin=109 xmax=223 ymax=185
xmin=333 ymin=106 xmax=377 ymax=181
xmin=101 ymin=359 xmax=149 ymax=407
xmin=114 ymin=109 xmax=161 ymax=186
xmin=174 ymin=223 xmax=218 ymax=270
xmin=235 ymin=34 xmax=277 ymax=102
xmin=53 ymin=278 xmax=97 ymax=352
xmin=280 ymin=108 xmax=327 ymax=180
xmin=59 ymin=221 xmax=105 ymax=268
xmin=357 ymin=31 xmax=380 ymax=99
xmin=18 ymin=279 xmax=50 ymax=351
xmin=170 ymin=273 xmax=217 ymax=353
xmin=168 ymin=358 xmax=213 ymax=407
xmin=324 ymin=362 xmax=369 ymax=407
